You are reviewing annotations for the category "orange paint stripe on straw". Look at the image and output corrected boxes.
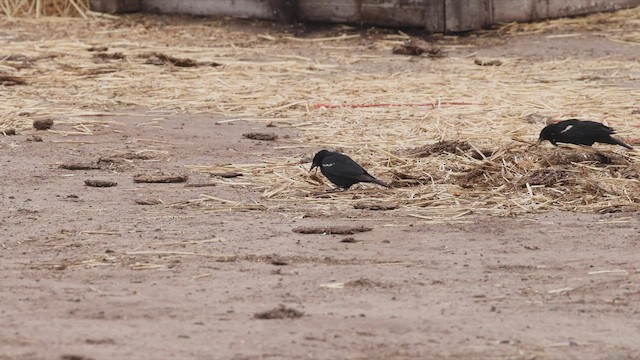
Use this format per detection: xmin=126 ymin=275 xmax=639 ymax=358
xmin=312 ymin=102 xmax=483 ymax=109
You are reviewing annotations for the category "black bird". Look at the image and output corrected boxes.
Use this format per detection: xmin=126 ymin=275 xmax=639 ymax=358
xmin=310 ymin=150 xmax=390 ymax=190
xmin=538 ymin=119 xmax=632 ymax=149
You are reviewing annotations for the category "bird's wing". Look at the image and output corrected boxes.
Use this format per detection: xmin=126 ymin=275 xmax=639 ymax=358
xmin=322 ymin=154 xmax=367 ymax=177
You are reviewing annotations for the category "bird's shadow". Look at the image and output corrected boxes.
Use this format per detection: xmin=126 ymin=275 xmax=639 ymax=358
xmin=310 ymin=187 xmax=389 ymax=198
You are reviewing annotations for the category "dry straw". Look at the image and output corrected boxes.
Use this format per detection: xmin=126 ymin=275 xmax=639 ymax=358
xmin=1 ymin=0 xmax=90 ymax=17
xmin=2 ymin=7 xmax=640 ymax=220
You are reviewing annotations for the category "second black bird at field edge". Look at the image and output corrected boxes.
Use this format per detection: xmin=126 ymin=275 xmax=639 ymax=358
xmin=538 ymin=119 xmax=633 ymax=150
xmin=310 ymin=150 xmax=390 ymax=190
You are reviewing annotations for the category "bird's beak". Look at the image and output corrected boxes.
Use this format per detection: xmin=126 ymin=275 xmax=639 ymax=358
xmin=309 ymin=164 xmax=317 ymax=172
xmin=529 ymin=138 xmax=542 ymax=148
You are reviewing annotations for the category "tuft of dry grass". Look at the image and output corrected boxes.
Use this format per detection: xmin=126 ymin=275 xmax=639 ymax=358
xmin=0 ymin=0 xmax=91 ymax=18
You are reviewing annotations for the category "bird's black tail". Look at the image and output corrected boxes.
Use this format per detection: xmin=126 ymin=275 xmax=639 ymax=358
xmin=363 ymin=175 xmax=391 ymax=188
xmin=611 ymin=137 xmax=633 ymax=150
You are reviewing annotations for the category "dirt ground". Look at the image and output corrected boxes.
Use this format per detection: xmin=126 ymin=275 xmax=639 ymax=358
xmin=2 ymin=10 xmax=640 ymax=360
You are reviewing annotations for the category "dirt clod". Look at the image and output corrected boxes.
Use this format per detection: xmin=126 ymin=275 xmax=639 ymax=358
xmin=60 ymin=163 xmax=100 ymax=171
xmin=93 ymin=52 xmax=125 ymax=61
xmin=142 ymin=52 xmax=221 ymax=67
xmin=184 ymin=183 xmax=217 ymax=188
xmin=353 ymin=202 xmax=398 ymax=211
xmin=135 ymin=199 xmax=162 ymax=205
xmin=392 ymin=38 xmax=443 ymax=57
xmin=33 ymin=119 xmax=54 ymax=130
xmin=2 ymin=128 xmax=16 ymax=135
xmin=210 ymin=172 xmax=243 ymax=178
xmin=474 ymin=58 xmax=503 ymax=66
xmin=292 ymin=225 xmax=372 ymax=235
xmin=85 ymin=338 xmax=115 ymax=345
xmin=133 ymin=173 xmax=188 ymax=183
xmin=61 ymin=355 xmax=94 ymax=360
xmin=270 ymin=258 xmax=289 ymax=266
xmin=87 ymin=46 xmax=108 ymax=52
xmin=84 ymin=179 xmax=117 ymax=187
xmin=345 ymin=278 xmax=383 ymax=288
xmin=254 ymin=305 xmax=304 ymax=320
xmin=0 ymin=74 xmax=26 ymax=85
xmin=242 ymin=132 xmax=278 ymax=141
xmin=340 ymin=237 xmax=359 ymax=243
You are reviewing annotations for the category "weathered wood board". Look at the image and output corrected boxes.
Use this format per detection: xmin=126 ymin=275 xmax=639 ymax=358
xmin=493 ymin=0 xmax=640 ymax=24
xmin=89 ymin=0 xmax=640 ymax=32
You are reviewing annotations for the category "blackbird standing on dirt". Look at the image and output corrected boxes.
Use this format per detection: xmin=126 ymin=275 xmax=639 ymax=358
xmin=310 ymin=150 xmax=390 ymax=190
xmin=538 ymin=119 xmax=633 ymax=149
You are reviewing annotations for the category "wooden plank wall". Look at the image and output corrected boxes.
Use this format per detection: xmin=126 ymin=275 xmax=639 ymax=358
xmin=88 ymin=0 xmax=139 ymax=13
xmin=139 ymin=0 xmax=279 ymax=19
xmin=492 ymin=0 xmax=640 ymax=25
xmin=89 ymin=0 xmax=640 ymax=32
xmin=298 ymin=0 xmax=440 ymax=28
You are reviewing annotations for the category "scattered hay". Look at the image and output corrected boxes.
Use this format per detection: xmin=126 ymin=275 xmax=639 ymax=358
xmin=141 ymin=52 xmax=221 ymax=67
xmin=84 ymin=179 xmax=117 ymax=187
xmin=523 ymin=113 xmax=554 ymax=125
xmin=254 ymin=305 xmax=303 ymax=320
xmin=292 ymin=225 xmax=372 ymax=235
xmin=615 ymin=163 xmax=640 ymax=179
xmin=545 ymin=149 xmax=628 ymax=166
xmin=3 ymin=10 xmax=640 ymax=219
xmin=0 ymin=0 xmax=92 ymax=17
xmin=403 ymin=140 xmax=474 ymax=157
xmin=518 ymin=168 xmax=572 ymax=187
xmin=388 ymin=170 xmax=432 ymax=188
